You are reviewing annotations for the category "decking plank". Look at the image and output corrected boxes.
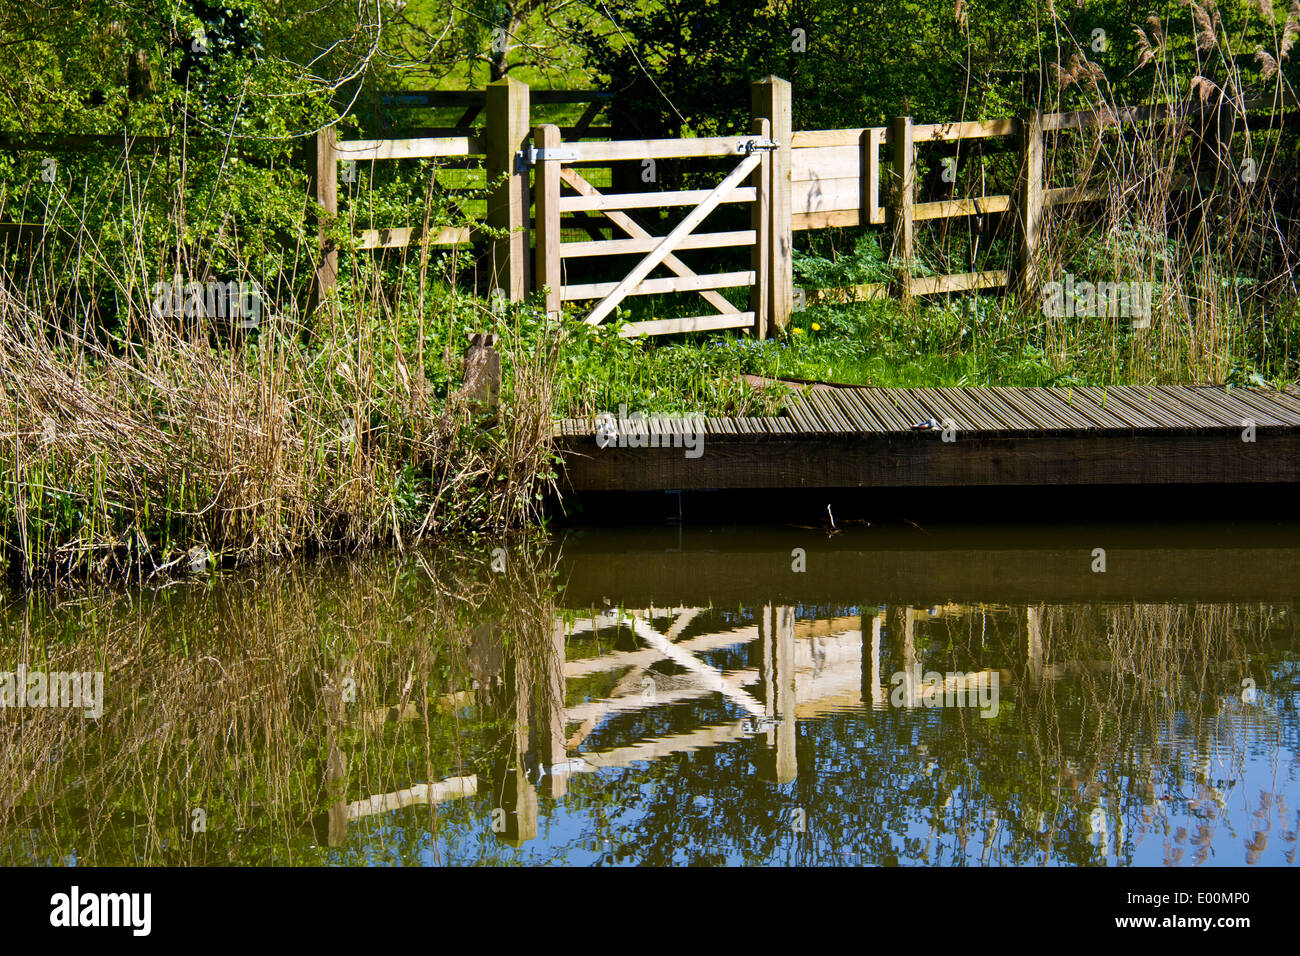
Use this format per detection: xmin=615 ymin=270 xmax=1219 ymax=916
xmin=852 ymin=388 xmax=912 ymax=432
xmin=1075 ymin=387 xmax=1160 ymax=429
xmin=554 ymin=385 xmax=1300 ymax=443
xmin=1001 ymin=388 xmax=1072 ymax=430
xmin=837 ymin=389 xmax=891 ymax=433
xmin=1015 ymin=388 xmax=1101 ymax=431
xmin=1172 ymin=387 xmax=1281 ymax=428
xmin=1222 ymin=386 xmax=1300 ymax=426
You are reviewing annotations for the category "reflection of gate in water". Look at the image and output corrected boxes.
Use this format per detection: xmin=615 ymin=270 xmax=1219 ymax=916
xmin=324 ymin=603 xmax=1031 ymax=847
xmin=553 ymin=606 xmax=873 ymax=798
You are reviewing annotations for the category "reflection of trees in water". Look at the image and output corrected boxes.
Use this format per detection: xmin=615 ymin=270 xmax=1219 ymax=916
xmin=877 ymin=602 xmax=1297 ymax=866
xmin=0 ymin=542 xmax=563 ymax=865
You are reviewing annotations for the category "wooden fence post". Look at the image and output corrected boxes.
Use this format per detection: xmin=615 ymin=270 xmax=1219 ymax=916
xmin=752 ymin=77 xmax=792 ymax=331
xmin=486 ymin=77 xmax=531 ymax=301
xmin=545 ymin=618 xmax=568 ymax=799
xmin=532 ymin=124 xmax=563 ymax=318
xmin=750 ymin=117 xmax=771 ymax=339
xmin=311 ymin=126 xmax=338 ymax=313
xmin=890 ymin=115 xmax=915 ymax=300
xmin=1015 ymin=109 xmax=1044 ymax=306
xmin=775 ymin=605 xmax=797 ymax=784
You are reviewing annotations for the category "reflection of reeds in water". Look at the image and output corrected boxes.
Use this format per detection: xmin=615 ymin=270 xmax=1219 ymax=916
xmin=1016 ymin=603 xmax=1285 ymax=863
xmin=909 ymin=601 xmax=1292 ymax=864
xmin=0 ymin=541 xmax=561 ymax=865
xmin=1019 ymin=602 xmax=1279 ymax=731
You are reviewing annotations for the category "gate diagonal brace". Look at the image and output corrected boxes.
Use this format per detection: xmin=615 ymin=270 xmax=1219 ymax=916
xmin=558 ymin=167 xmax=740 ymax=317
xmin=585 ymin=149 xmax=765 ymax=327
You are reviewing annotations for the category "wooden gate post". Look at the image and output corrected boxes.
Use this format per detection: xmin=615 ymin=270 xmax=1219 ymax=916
xmin=532 ymin=124 xmax=563 ymax=318
xmin=752 ymin=77 xmax=792 ymax=331
xmin=486 ymin=77 xmax=531 ymax=301
xmin=890 ymin=115 xmax=915 ymax=300
xmin=309 ymin=126 xmax=338 ymax=313
xmin=1015 ymin=109 xmax=1044 ymax=306
xmin=750 ymin=117 xmax=772 ymax=339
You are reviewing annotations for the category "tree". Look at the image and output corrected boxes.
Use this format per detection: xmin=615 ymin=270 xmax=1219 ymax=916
xmin=378 ymin=0 xmax=609 ymax=88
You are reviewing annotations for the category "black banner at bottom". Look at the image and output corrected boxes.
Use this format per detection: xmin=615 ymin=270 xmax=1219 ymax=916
xmin=0 ymin=864 xmax=1277 ymax=944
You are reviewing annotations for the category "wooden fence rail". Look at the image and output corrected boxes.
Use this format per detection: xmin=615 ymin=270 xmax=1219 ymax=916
xmin=522 ymin=83 xmax=1280 ymax=336
xmin=311 ymin=81 xmax=609 ymax=309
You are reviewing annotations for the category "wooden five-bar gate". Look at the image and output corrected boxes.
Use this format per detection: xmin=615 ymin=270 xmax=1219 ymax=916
xmin=530 ymin=121 xmax=775 ymax=338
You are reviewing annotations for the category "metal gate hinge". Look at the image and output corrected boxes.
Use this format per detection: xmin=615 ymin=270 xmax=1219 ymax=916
xmin=521 ymin=146 xmax=579 ymax=167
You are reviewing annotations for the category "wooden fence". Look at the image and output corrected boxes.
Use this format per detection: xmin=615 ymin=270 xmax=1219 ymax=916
xmin=317 ymin=76 xmax=1280 ymax=337
xmin=4 ymin=80 xmax=1253 ymax=339
xmin=310 ymin=78 xmax=797 ymax=334
xmin=790 ymin=117 xmax=1019 ymax=300
xmin=310 ymin=82 xmax=613 ymax=306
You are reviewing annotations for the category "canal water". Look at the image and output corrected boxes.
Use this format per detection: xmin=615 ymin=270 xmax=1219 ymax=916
xmin=1 ymin=521 xmax=1297 ymax=866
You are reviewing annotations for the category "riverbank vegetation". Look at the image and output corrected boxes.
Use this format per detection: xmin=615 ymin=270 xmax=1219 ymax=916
xmin=2 ymin=1 xmax=1300 ymax=580
xmin=0 ymin=273 xmax=564 ymax=581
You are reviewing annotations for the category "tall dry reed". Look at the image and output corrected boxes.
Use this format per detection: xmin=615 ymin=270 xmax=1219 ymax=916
xmin=0 ymin=125 xmax=562 ymax=584
xmin=1034 ymin=5 xmax=1298 ymax=382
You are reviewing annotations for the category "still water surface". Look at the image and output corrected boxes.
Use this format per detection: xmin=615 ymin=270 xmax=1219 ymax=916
xmin=2 ymin=522 xmax=1298 ymax=866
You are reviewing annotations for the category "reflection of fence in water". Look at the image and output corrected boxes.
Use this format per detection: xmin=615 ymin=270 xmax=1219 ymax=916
xmin=328 ymin=600 xmax=1278 ymax=851
xmin=326 ymin=603 xmax=1071 ymax=847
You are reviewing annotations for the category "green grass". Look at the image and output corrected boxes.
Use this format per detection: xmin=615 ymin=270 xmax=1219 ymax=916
xmin=748 ymin=298 xmax=1067 ymax=388
xmin=545 ymin=224 xmax=1300 ymax=420
xmin=549 ymin=294 xmax=1134 ymax=420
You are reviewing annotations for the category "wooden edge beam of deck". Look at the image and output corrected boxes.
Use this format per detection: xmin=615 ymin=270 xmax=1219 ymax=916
xmin=557 ymin=431 xmax=1300 ymax=491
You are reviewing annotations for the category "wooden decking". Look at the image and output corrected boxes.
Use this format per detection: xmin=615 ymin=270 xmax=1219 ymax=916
xmin=555 ymin=385 xmax=1300 ymax=491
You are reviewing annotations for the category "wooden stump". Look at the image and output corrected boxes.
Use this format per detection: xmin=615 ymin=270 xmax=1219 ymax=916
xmin=461 ymin=332 xmax=500 ymax=409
